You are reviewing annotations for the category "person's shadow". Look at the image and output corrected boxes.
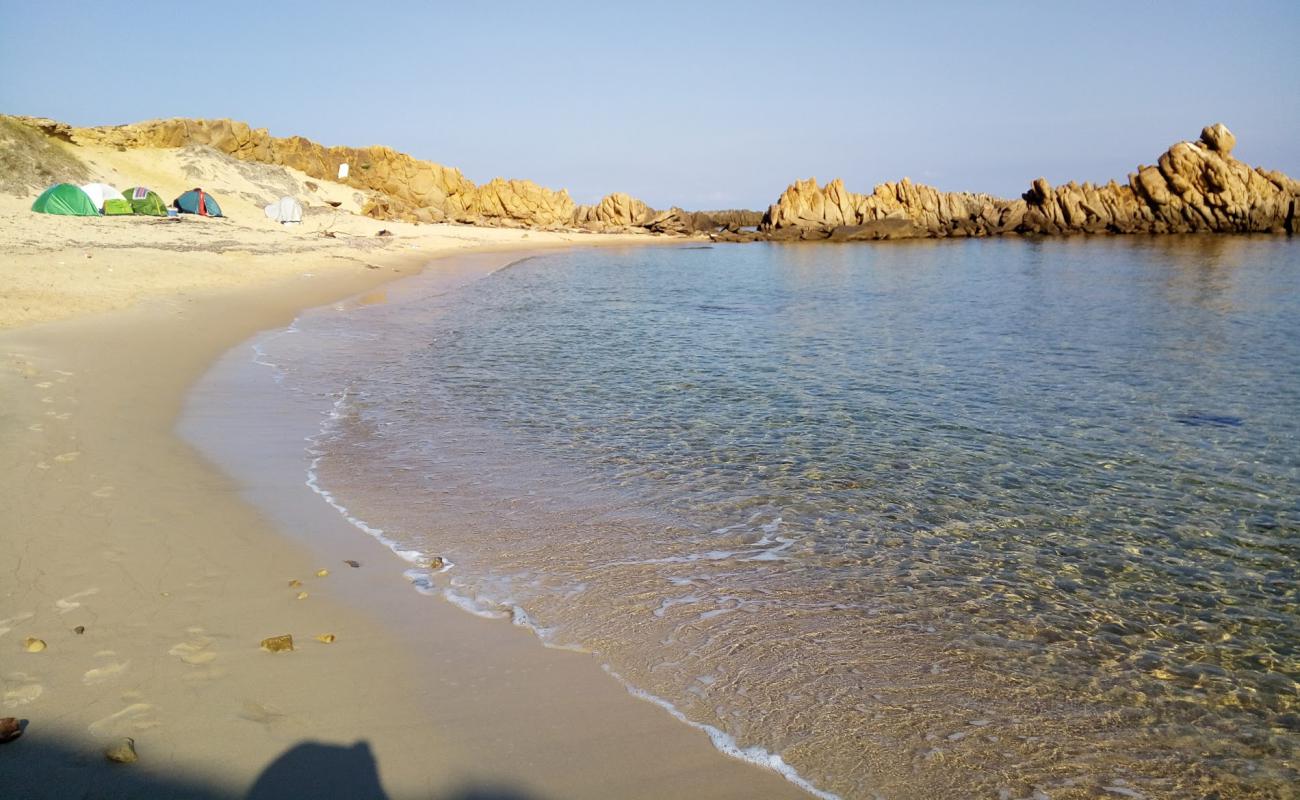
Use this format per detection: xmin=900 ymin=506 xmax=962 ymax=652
xmin=247 ymin=740 xmax=387 ymax=800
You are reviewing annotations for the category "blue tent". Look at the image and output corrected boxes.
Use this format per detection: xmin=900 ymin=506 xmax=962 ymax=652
xmin=174 ymin=188 xmax=223 ymax=217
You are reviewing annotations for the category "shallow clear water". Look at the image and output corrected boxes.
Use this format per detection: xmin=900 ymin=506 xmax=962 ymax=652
xmin=261 ymin=238 xmax=1299 ymax=799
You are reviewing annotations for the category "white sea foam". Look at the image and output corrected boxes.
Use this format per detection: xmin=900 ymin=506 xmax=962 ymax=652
xmin=601 ymin=665 xmax=842 ymax=800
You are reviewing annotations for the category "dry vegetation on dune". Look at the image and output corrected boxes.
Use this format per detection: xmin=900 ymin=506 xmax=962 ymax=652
xmin=0 ymin=117 xmax=89 ymax=194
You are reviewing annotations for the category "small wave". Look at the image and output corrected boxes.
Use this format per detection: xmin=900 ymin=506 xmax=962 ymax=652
xmin=601 ymin=665 xmax=842 ymax=800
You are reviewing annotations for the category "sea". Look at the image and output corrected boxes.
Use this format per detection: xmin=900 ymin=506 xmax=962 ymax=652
xmin=247 ymin=237 xmax=1298 ymax=800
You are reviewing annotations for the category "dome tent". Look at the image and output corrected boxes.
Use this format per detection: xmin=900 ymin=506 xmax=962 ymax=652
xmin=264 ymin=196 xmax=303 ymax=224
xmin=123 ymin=186 xmax=168 ymax=216
xmin=174 ymin=188 xmax=222 ymax=217
xmin=81 ymin=182 xmax=126 ymax=212
xmin=32 ymin=183 xmax=99 ymax=216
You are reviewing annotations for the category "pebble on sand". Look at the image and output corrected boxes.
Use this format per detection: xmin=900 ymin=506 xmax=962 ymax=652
xmin=288 ymin=579 xmax=303 ymax=588
xmin=105 ymin=737 xmax=137 ymax=763
xmin=314 ymin=634 xmax=336 ymax=644
xmin=296 ymin=592 xmax=309 ymax=600
xmin=315 ymin=568 xmax=329 ymax=578
xmin=0 ymin=717 xmax=22 ymax=744
xmin=22 ymin=637 xmax=46 ymax=653
xmin=260 ymin=634 xmax=294 ymax=653
xmin=426 ymin=556 xmax=445 ymax=570
xmin=344 ymin=560 xmax=360 ymax=568
xmin=73 ymin=626 xmax=85 ymax=635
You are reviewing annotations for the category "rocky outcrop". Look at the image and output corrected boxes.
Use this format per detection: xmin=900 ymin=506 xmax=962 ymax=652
xmin=762 ymin=124 xmax=1299 ymax=240
xmin=573 ymin=192 xmax=653 ymax=229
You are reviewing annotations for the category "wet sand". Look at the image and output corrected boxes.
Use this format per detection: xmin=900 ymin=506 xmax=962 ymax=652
xmin=0 ymin=246 xmax=808 ymax=798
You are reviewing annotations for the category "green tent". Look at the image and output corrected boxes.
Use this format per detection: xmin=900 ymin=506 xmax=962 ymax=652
xmin=123 ymin=186 xmax=167 ymax=216
xmin=32 ymin=183 xmax=99 ymax=216
xmin=103 ymin=198 xmax=134 ymax=215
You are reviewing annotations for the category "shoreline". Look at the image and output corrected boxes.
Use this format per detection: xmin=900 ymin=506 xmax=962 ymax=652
xmin=0 ymin=239 xmax=809 ymax=798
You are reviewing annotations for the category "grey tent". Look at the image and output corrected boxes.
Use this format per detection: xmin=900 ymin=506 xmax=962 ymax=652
xmin=264 ymin=196 xmax=303 ymax=224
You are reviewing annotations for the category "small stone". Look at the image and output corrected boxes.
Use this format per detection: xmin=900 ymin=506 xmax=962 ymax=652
xmin=314 ymin=634 xmax=336 ymax=644
xmin=260 ymin=634 xmax=294 ymax=653
xmin=296 ymin=592 xmax=309 ymax=600
xmin=23 ymin=637 xmax=46 ymax=653
xmin=0 ymin=717 xmax=22 ymax=744
xmin=73 ymin=626 xmax=85 ymax=635
xmin=426 ymin=556 xmax=445 ymax=570
xmin=315 ymin=568 xmax=329 ymax=578
xmin=344 ymin=560 xmax=360 ymax=568
xmin=288 ymin=579 xmax=302 ymax=588
xmin=105 ymin=737 xmax=137 ymax=763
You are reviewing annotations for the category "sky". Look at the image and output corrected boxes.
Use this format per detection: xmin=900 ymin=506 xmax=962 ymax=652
xmin=2 ymin=1 xmax=1298 ymax=210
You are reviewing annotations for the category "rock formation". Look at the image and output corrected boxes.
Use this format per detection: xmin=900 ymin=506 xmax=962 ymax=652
xmin=761 ymin=124 xmax=1299 ymax=240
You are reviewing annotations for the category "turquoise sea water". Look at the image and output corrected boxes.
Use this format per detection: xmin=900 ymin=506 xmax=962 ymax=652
xmin=263 ymin=237 xmax=1298 ymax=799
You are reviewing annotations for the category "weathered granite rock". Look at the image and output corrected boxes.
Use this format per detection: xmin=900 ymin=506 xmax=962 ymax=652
xmin=0 ymin=717 xmax=22 ymax=744
xmin=574 ymin=192 xmax=652 ymax=227
xmin=761 ymin=124 xmax=1298 ymax=239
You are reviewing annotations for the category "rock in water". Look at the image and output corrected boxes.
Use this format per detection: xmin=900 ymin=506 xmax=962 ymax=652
xmin=22 ymin=637 xmax=45 ymax=653
xmin=105 ymin=737 xmax=137 ymax=763
xmin=260 ymin=634 xmax=294 ymax=653
xmin=0 ymin=717 xmax=22 ymax=744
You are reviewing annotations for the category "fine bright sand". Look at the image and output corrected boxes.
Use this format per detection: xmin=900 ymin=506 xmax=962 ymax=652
xmin=0 ymin=147 xmax=807 ymax=798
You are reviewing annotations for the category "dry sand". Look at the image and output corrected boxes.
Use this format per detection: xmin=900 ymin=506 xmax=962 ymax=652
xmin=0 ymin=151 xmax=807 ymax=797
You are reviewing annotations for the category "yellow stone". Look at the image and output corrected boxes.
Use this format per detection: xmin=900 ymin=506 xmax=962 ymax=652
xmin=296 ymin=592 xmax=309 ymax=600
xmin=260 ymin=634 xmax=294 ymax=653
xmin=315 ymin=568 xmax=329 ymax=578
xmin=23 ymin=637 xmax=46 ymax=653
xmin=314 ymin=634 xmax=336 ymax=644
xmin=288 ymin=579 xmax=302 ymax=588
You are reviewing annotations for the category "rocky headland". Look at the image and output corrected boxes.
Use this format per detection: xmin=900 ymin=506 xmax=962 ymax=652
xmin=6 ymin=116 xmax=1297 ymax=241
xmin=761 ymin=124 xmax=1299 ymax=241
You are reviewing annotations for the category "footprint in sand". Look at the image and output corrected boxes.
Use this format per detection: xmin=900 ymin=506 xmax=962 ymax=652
xmin=0 ymin=612 xmax=35 ymax=638
xmin=88 ymin=698 xmax=158 ymax=736
xmin=238 ymin=700 xmax=287 ymax=726
xmin=169 ymin=630 xmax=217 ymax=665
xmin=2 ymin=673 xmax=44 ymax=708
xmin=56 ymin=588 xmax=99 ymax=614
xmin=83 ymin=652 xmax=129 ymax=685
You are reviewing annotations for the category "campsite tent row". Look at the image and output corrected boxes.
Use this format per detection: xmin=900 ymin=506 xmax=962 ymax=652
xmin=33 ymin=183 xmax=304 ymax=224
xmin=32 ymin=183 xmax=222 ymax=218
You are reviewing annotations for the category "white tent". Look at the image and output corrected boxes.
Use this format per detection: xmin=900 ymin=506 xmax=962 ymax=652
xmin=264 ymin=196 xmax=304 ymax=224
xmin=81 ymin=182 xmax=126 ymax=211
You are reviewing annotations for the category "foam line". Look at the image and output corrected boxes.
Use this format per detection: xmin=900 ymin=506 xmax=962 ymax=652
xmin=602 ymin=665 xmax=842 ymax=800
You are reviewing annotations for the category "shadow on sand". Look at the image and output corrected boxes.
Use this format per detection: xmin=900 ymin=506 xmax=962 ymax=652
xmin=0 ymin=729 xmax=541 ymax=800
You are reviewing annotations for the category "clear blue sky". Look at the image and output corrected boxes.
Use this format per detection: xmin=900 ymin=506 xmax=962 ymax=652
xmin=3 ymin=1 xmax=1298 ymax=210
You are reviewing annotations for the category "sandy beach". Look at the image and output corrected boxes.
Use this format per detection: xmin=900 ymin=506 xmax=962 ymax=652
xmin=0 ymin=161 xmax=812 ymax=797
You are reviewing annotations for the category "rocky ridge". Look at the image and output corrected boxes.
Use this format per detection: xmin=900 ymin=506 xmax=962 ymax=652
xmin=761 ymin=124 xmax=1299 ymax=240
